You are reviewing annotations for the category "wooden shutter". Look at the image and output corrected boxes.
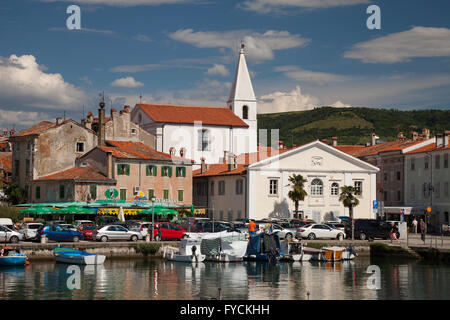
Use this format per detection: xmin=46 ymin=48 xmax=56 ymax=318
xmin=146 ymin=165 xmax=150 ymax=176
xmin=117 ymin=164 xmax=121 ymax=175
xmin=126 ymin=164 xmax=130 ymax=175
xmin=168 ymin=166 xmax=173 ymax=177
xmin=182 ymin=167 xmax=186 ymax=177
xmin=153 ymin=165 xmax=157 ymax=176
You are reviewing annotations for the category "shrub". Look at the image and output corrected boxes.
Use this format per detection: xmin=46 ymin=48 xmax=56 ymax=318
xmin=135 ymin=243 xmax=161 ymax=255
xmin=305 ymin=242 xmax=328 ymax=249
xmin=0 ymin=203 xmax=21 ymax=222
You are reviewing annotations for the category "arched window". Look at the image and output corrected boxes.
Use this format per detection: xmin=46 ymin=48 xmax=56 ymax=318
xmin=311 ymin=179 xmax=323 ymax=196
xmin=331 ymin=182 xmax=339 ymax=196
xmin=242 ymin=105 xmax=248 ymax=119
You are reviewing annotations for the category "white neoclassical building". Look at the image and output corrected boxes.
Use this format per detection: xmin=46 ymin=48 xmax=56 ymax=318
xmin=193 ymin=140 xmax=379 ymax=222
xmin=131 ymin=45 xmax=258 ymax=165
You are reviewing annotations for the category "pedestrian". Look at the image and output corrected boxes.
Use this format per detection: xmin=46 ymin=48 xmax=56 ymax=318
xmin=412 ymin=218 xmax=418 ymax=234
xmin=420 ymin=218 xmax=426 ymax=242
xmin=248 ymin=220 xmax=256 ymax=237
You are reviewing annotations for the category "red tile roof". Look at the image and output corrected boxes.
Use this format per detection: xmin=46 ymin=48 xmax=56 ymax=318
xmin=405 ymin=143 xmax=450 ymax=154
xmin=335 ymin=140 xmax=426 ymax=158
xmin=0 ymin=152 xmax=12 ymax=171
xmin=101 ymin=140 xmax=192 ymax=162
xmin=34 ymin=166 xmax=111 ymax=182
xmin=13 ymin=121 xmax=56 ymax=137
xmin=136 ymin=103 xmax=249 ymax=127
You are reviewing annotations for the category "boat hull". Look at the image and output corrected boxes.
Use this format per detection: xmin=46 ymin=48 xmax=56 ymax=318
xmin=0 ymin=256 xmax=27 ymax=266
xmin=54 ymin=253 xmax=106 ymax=265
xmin=205 ymin=254 xmax=243 ymax=262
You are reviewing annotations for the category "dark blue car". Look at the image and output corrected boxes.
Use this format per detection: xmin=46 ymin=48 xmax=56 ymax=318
xmin=37 ymin=225 xmax=83 ymax=242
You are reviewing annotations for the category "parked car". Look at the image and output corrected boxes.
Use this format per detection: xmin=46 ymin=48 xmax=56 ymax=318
xmin=36 ymin=225 xmax=83 ymax=242
xmin=19 ymin=222 xmax=44 ymax=240
xmin=94 ymin=225 xmax=143 ymax=242
xmin=0 ymin=225 xmax=24 ymax=243
xmin=272 ymin=223 xmax=298 ymax=240
xmin=125 ymin=221 xmax=149 ymax=237
xmin=325 ymin=222 xmax=346 ymax=234
xmin=198 ymin=221 xmax=236 ymax=233
xmin=0 ymin=218 xmax=14 ymax=230
xmin=150 ymin=222 xmax=187 ymax=241
xmin=77 ymin=224 xmax=97 ymax=240
xmin=344 ymin=219 xmax=395 ymax=240
xmin=296 ymin=223 xmax=346 ymax=240
xmin=74 ymin=220 xmax=95 ymax=228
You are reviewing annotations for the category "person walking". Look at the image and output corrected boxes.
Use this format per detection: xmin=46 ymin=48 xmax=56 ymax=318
xmin=420 ymin=218 xmax=426 ymax=243
xmin=412 ymin=218 xmax=418 ymax=234
xmin=248 ymin=220 xmax=256 ymax=237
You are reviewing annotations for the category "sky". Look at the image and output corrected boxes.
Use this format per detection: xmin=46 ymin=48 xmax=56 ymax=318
xmin=0 ymin=0 xmax=450 ymax=129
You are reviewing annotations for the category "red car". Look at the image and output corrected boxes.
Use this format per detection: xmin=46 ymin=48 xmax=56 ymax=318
xmin=149 ymin=222 xmax=186 ymax=241
xmin=77 ymin=224 xmax=96 ymax=240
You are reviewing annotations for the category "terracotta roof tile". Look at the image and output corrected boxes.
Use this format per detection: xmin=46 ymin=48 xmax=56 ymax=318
xmin=34 ymin=166 xmax=111 ymax=181
xmin=13 ymin=121 xmax=56 ymax=137
xmin=136 ymin=103 xmax=249 ymax=127
xmin=405 ymin=143 xmax=450 ymax=154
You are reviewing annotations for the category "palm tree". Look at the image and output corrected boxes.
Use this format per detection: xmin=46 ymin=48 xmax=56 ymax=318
xmin=339 ymin=185 xmax=361 ymax=240
xmin=288 ymin=174 xmax=308 ymax=219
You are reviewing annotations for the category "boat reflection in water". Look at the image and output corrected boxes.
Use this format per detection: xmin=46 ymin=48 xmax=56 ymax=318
xmin=0 ymin=258 xmax=449 ymax=300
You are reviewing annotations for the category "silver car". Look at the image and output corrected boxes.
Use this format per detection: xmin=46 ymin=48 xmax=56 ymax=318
xmin=19 ymin=222 xmax=44 ymax=240
xmin=259 ymin=223 xmax=297 ymax=240
xmin=94 ymin=225 xmax=143 ymax=242
xmin=0 ymin=225 xmax=24 ymax=243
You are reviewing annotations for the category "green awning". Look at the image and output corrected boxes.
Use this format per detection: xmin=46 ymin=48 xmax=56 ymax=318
xmin=20 ymin=206 xmax=58 ymax=215
xmin=57 ymin=205 xmax=96 ymax=215
xmin=139 ymin=207 xmax=178 ymax=215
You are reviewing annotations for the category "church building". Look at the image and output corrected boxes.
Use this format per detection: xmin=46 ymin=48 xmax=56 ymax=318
xmin=131 ymin=45 xmax=258 ymax=165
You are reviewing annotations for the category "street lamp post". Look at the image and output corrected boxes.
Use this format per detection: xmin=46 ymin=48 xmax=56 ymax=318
xmin=350 ymin=198 xmax=355 ymax=240
xmin=151 ymin=196 xmax=156 ymax=241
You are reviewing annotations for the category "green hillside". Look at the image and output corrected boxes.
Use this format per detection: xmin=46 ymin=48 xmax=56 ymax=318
xmin=257 ymin=107 xmax=450 ymax=147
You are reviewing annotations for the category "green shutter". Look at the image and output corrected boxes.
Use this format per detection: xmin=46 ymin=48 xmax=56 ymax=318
xmin=126 ymin=164 xmax=130 ymax=175
xmin=163 ymin=190 xmax=169 ymax=200
xmin=153 ymin=166 xmax=157 ymax=176
xmin=161 ymin=166 xmax=165 ymax=176
xmin=120 ymin=189 xmax=127 ymax=201
xmin=182 ymin=167 xmax=186 ymax=177
xmin=178 ymin=190 xmax=183 ymax=201
xmin=176 ymin=167 xmax=179 ymax=177
xmin=117 ymin=164 xmax=121 ymax=175
xmin=146 ymin=165 xmax=150 ymax=176
xmin=168 ymin=166 xmax=173 ymax=177
xmin=148 ymin=189 xmax=154 ymax=199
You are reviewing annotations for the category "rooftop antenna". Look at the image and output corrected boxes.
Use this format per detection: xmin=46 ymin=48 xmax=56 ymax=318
xmin=63 ymin=111 xmax=66 ymax=121
xmin=99 ymin=92 xmax=105 ymax=109
xmin=82 ymin=104 xmax=85 ymax=120
xmin=139 ymin=93 xmax=142 ymax=103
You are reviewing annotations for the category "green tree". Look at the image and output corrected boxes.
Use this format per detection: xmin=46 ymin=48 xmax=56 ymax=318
xmin=339 ymin=185 xmax=361 ymax=240
xmin=4 ymin=183 xmax=26 ymax=205
xmin=287 ymin=174 xmax=308 ymax=219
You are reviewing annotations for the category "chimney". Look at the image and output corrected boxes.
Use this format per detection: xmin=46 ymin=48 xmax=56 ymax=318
xmin=111 ymin=108 xmax=117 ymax=118
xmin=200 ymin=157 xmax=207 ymax=173
xmin=56 ymin=117 xmax=63 ymax=125
xmin=422 ymin=128 xmax=430 ymax=140
xmin=223 ymin=151 xmax=228 ymax=163
xmin=371 ymin=133 xmax=379 ymax=146
xmin=320 ymin=139 xmax=328 ymax=145
xmin=410 ymin=131 xmax=418 ymax=141
xmin=107 ymin=151 xmax=113 ymax=179
xmin=3 ymin=129 xmax=7 ymax=136
xmin=397 ymin=132 xmax=404 ymax=141
xmin=331 ymin=136 xmax=338 ymax=146
xmin=444 ymin=130 xmax=449 ymax=147
xmin=124 ymin=105 xmax=130 ymax=113
xmin=435 ymin=133 xmax=444 ymax=147
xmin=98 ymin=99 xmax=106 ymax=147
xmin=9 ymin=129 xmax=15 ymax=136
xmin=278 ymin=140 xmax=283 ymax=150
xmin=365 ymin=142 xmax=371 ymax=147
xmin=232 ymin=156 xmax=237 ymax=170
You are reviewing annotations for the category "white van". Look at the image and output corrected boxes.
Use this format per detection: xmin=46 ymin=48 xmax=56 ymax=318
xmin=0 ymin=218 xmax=14 ymax=229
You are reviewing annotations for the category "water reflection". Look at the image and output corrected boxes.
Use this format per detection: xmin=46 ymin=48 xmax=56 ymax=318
xmin=0 ymin=258 xmax=449 ymax=300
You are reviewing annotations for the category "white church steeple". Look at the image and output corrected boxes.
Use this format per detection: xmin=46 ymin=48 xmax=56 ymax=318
xmin=228 ymin=43 xmax=258 ymax=154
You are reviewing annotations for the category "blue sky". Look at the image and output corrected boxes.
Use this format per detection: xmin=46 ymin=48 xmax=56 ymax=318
xmin=0 ymin=0 xmax=449 ymax=129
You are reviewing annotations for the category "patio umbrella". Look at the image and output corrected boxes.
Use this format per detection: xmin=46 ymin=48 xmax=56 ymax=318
xmin=19 ymin=206 xmax=57 ymax=215
xmin=58 ymin=205 xmax=94 ymax=215
xmin=118 ymin=206 xmax=125 ymax=222
xmin=139 ymin=207 xmax=178 ymax=215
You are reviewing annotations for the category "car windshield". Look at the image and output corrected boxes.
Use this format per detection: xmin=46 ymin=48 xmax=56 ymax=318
xmin=83 ymin=225 xmax=96 ymax=230
xmin=60 ymin=226 xmax=71 ymax=232
xmin=28 ymin=224 xmax=41 ymax=229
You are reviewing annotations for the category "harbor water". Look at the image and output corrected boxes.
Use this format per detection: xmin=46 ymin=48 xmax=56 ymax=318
xmin=0 ymin=257 xmax=449 ymax=300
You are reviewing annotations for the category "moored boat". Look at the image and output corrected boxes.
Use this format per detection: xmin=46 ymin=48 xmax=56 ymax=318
xmin=244 ymin=233 xmax=286 ymax=262
xmin=53 ymin=247 xmax=106 ymax=265
xmin=163 ymin=239 xmax=206 ymax=263
xmin=279 ymin=241 xmax=313 ymax=262
xmin=0 ymin=247 xmax=28 ymax=267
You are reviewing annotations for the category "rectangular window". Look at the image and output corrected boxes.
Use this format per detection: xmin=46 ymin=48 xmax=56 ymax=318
xmin=236 ymin=179 xmax=243 ymax=195
xmin=354 ymin=181 xmax=363 ymax=195
xmin=411 ymin=158 xmax=415 ymax=171
xmin=148 ymin=189 xmax=154 ymax=200
xmin=444 ymin=182 xmax=449 ymax=198
xmin=26 ymin=159 xmax=30 ymax=176
xmin=396 ymin=171 xmax=401 ymax=181
xmin=175 ymin=167 xmax=186 ymax=177
xmin=269 ymin=179 xmax=278 ymax=195
xmin=435 ymin=182 xmax=441 ymax=198
xmin=178 ymin=190 xmax=184 ymax=202
xmin=120 ymin=189 xmax=127 ymax=201
xmin=228 ymin=210 xmax=233 ymax=221
xmin=76 ymin=142 xmax=84 ymax=153
xmin=384 ymin=191 xmax=388 ymax=201
xmin=410 ymin=183 xmax=415 ymax=200
xmin=219 ymin=211 xmax=224 ymax=221
xmin=424 ymin=157 xmax=429 ymax=169
xmin=445 ymin=212 xmax=449 ymax=224
xmin=210 ymin=182 xmax=214 ymax=196
xmin=397 ymin=190 xmax=401 ymax=201
xmin=383 ymin=173 xmax=387 ymax=181
xmin=36 ymin=186 xmax=41 ymax=200
xmin=444 ymin=153 xmax=449 ymax=169
xmin=161 ymin=166 xmax=172 ymax=177
xmin=146 ymin=165 xmax=157 ymax=176
xmin=163 ymin=189 xmax=169 ymax=200
xmin=89 ymin=185 xmax=97 ymax=200
xmin=27 ymin=141 xmax=31 ymax=150
xmin=435 ymin=155 xmax=440 ymax=169
xmin=218 ymin=181 xmax=225 ymax=195
xmin=198 ymin=129 xmax=210 ymax=151
xmin=117 ymin=164 xmax=130 ymax=175
xmin=59 ymin=185 xmax=65 ymax=199
xmin=14 ymin=160 xmax=19 ymax=177
xmin=16 ymin=142 xmax=20 ymax=152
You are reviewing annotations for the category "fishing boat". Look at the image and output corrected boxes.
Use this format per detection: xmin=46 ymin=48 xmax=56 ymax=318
xmin=196 ymin=231 xmax=247 ymax=262
xmin=323 ymin=246 xmax=358 ymax=260
xmin=279 ymin=241 xmax=313 ymax=262
xmin=244 ymin=232 xmax=287 ymax=262
xmin=0 ymin=247 xmax=28 ymax=266
xmin=163 ymin=239 xmax=205 ymax=263
xmin=53 ymin=247 xmax=106 ymax=265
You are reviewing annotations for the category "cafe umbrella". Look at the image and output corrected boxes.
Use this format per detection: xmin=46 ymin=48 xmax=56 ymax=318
xmin=19 ymin=205 xmax=58 ymax=215
xmin=57 ymin=205 xmax=95 ymax=223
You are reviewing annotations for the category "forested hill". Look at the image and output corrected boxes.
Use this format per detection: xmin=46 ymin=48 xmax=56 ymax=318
xmin=257 ymin=107 xmax=450 ymax=147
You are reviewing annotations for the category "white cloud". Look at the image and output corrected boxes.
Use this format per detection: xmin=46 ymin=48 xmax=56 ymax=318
xmin=133 ymin=34 xmax=151 ymax=42
xmin=276 ymin=65 xmax=347 ymax=85
xmin=0 ymin=54 xmax=86 ymax=110
xmin=344 ymin=26 xmax=450 ymax=63
xmin=48 ymin=27 xmax=116 ymax=35
xmin=111 ymin=76 xmax=144 ymax=88
xmin=169 ymin=29 xmax=309 ymax=61
xmin=110 ymin=64 xmax=163 ymax=73
xmin=41 ymin=0 xmax=194 ymax=6
xmin=80 ymin=76 xmax=93 ymax=86
xmin=240 ymin=0 xmax=370 ymax=14
xmin=206 ymin=64 xmax=230 ymax=77
xmin=258 ymin=85 xmax=353 ymax=114
xmin=0 ymin=109 xmax=52 ymax=128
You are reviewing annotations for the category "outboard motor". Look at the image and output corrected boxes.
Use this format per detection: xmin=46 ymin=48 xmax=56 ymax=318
xmin=191 ymin=245 xmax=198 ymax=262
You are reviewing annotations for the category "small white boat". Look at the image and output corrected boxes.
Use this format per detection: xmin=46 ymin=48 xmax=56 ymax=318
xmin=187 ymin=231 xmax=247 ymax=262
xmin=324 ymin=246 xmax=358 ymax=260
xmin=53 ymin=247 xmax=106 ymax=265
xmin=279 ymin=241 xmax=313 ymax=262
xmin=163 ymin=239 xmax=205 ymax=263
